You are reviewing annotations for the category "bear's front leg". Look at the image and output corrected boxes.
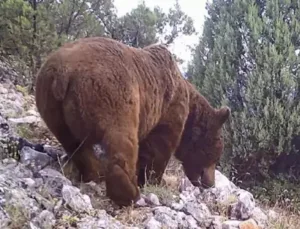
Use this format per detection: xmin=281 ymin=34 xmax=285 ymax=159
xmin=137 ymin=122 xmax=185 ymax=187
xmin=137 ymin=99 xmax=188 ymax=187
xmin=102 ymin=130 xmax=140 ymax=207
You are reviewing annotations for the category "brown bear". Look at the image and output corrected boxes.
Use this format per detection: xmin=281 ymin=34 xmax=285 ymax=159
xmin=35 ymin=37 xmax=230 ymax=207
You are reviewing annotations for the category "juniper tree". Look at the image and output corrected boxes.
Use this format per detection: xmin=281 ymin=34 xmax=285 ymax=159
xmin=187 ymin=0 xmax=300 ymax=188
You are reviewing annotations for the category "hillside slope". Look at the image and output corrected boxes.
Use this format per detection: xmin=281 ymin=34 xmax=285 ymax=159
xmin=0 ymin=60 xmax=283 ymax=229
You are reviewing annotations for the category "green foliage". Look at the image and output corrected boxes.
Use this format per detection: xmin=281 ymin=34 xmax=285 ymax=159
xmin=0 ymin=0 xmax=196 ymax=88
xmin=0 ymin=0 xmax=33 ymax=56
xmin=0 ymin=0 xmax=34 ymax=79
xmin=188 ymin=0 xmax=300 ymax=201
xmin=4 ymin=203 xmax=30 ymax=228
xmin=114 ymin=2 xmax=164 ymax=47
xmin=111 ymin=0 xmax=195 ymax=49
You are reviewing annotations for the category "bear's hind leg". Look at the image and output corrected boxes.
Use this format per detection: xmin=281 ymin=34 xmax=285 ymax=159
xmin=41 ymin=105 xmax=104 ymax=183
xmin=101 ymin=129 xmax=140 ymax=207
xmin=65 ymin=142 xmax=106 ymax=183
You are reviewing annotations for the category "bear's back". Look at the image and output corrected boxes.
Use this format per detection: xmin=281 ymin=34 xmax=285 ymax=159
xmin=38 ymin=37 xmax=189 ymax=141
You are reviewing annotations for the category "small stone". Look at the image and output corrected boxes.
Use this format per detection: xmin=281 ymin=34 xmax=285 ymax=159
xmin=2 ymin=158 xmax=17 ymax=165
xmin=171 ymin=199 xmax=184 ymax=210
xmin=222 ymin=220 xmax=240 ymax=229
xmin=135 ymin=197 xmax=147 ymax=207
xmin=62 ymin=184 xmax=93 ymax=213
xmin=146 ymin=193 xmax=160 ymax=206
xmin=22 ymin=178 xmax=35 ymax=188
xmin=0 ymin=87 xmax=8 ymax=94
xmin=145 ymin=217 xmax=162 ymax=229
xmin=239 ymin=219 xmax=259 ymax=229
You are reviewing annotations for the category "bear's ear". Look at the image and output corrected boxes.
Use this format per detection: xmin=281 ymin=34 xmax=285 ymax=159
xmin=216 ymin=106 xmax=230 ymax=126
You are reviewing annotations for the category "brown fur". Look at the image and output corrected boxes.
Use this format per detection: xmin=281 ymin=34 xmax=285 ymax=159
xmin=35 ymin=37 xmax=230 ymax=206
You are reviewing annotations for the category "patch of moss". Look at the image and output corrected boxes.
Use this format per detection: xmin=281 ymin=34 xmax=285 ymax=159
xmin=16 ymin=85 xmax=29 ymax=96
xmin=4 ymin=204 xmax=30 ymax=229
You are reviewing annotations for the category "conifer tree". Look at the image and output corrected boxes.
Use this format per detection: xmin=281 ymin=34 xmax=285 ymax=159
xmin=0 ymin=0 xmax=196 ymax=87
xmin=188 ymin=0 xmax=300 ymax=188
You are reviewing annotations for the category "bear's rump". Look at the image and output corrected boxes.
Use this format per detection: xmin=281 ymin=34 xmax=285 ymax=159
xmin=61 ymin=72 xmax=141 ymax=144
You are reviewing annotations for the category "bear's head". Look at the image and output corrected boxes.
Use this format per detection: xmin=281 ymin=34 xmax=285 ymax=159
xmin=179 ymin=106 xmax=230 ymax=189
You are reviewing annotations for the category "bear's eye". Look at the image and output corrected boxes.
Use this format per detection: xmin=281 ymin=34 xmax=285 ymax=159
xmin=212 ymin=136 xmax=221 ymax=142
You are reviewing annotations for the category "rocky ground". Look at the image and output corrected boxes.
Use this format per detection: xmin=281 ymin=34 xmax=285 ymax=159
xmin=0 ymin=60 xmax=281 ymax=228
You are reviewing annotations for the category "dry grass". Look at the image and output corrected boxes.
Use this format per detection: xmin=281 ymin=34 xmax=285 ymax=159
xmin=164 ymin=156 xmax=185 ymax=178
xmin=4 ymin=204 xmax=30 ymax=229
xmin=54 ymin=211 xmax=81 ymax=228
xmin=114 ymin=206 xmax=152 ymax=226
xmin=141 ymin=157 xmax=183 ymax=205
xmin=142 ymin=182 xmax=179 ymax=205
xmin=78 ymin=181 xmax=114 ymax=211
xmin=267 ymin=214 xmax=300 ymax=229
xmin=258 ymin=203 xmax=300 ymax=229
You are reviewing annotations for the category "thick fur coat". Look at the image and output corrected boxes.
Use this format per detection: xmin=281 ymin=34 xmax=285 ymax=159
xmin=35 ymin=37 xmax=230 ymax=206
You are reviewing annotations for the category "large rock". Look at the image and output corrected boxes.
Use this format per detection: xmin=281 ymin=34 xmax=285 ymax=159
xmin=201 ymin=170 xmax=238 ymax=204
xmin=148 ymin=206 xmax=200 ymax=228
xmin=37 ymin=167 xmax=72 ymax=197
xmin=62 ymin=185 xmax=93 ymax=213
xmin=229 ymin=189 xmax=256 ymax=220
xmin=30 ymin=210 xmax=56 ymax=229
xmin=0 ymin=158 xmax=135 ymax=228
xmin=182 ymin=201 xmax=212 ymax=226
xmin=76 ymin=210 xmax=133 ymax=229
xmin=0 ymin=154 xmax=274 ymax=229
xmin=20 ymin=146 xmax=53 ymax=172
